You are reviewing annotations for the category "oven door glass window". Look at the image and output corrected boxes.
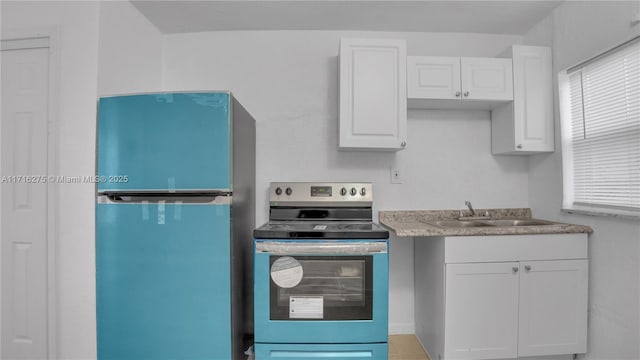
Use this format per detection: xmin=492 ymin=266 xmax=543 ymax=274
xmin=270 ymin=256 xmax=373 ymax=321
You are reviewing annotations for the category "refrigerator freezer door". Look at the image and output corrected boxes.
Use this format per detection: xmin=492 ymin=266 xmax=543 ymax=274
xmin=96 ymin=202 xmax=231 ymax=360
xmin=97 ymin=92 xmax=231 ymax=192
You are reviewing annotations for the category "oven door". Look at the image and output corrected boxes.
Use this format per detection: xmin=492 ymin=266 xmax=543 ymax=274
xmin=254 ymin=240 xmax=389 ymax=344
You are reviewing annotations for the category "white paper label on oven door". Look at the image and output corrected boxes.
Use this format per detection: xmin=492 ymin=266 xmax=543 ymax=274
xmin=289 ymin=296 xmax=323 ymax=319
xmin=271 ymin=256 xmax=303 ymax=288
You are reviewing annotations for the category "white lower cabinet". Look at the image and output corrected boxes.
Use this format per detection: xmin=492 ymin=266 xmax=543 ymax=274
xmin=415 ymin=234 xmax=588 ymax=360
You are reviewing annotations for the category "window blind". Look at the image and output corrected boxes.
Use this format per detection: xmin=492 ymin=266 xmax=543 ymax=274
xmin=565 ymin=39 xmax=640 ymax=213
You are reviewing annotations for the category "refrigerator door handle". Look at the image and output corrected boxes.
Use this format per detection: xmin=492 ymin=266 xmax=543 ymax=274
xmin=97 ymin=192 xmax=231 ymax=205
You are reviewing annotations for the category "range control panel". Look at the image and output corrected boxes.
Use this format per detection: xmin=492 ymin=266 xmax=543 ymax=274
xmin=269 ymin=182 xmax=373 ymax=206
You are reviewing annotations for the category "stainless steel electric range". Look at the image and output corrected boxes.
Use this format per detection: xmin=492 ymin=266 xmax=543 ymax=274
xmin=253 ymin=182 xmax=390 ymax=360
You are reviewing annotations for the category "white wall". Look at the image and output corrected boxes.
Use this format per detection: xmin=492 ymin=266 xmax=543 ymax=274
xmin=98 ymin=1 xmax=164 ymax=96
xmin=524 ymin=2 xmax=640 ymax=359
xmin=1 ymin=1 xmax=101 ymax=359
xmin=163 ymin=30 xmax=527 ymax=333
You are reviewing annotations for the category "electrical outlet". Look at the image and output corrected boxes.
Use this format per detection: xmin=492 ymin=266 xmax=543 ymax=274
xmin=390 ymin=168 xmax=402 ymax=184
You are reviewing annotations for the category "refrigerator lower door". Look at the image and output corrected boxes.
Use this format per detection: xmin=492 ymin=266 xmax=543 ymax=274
xmin=96 ymin=201 xmax=231 ymax=360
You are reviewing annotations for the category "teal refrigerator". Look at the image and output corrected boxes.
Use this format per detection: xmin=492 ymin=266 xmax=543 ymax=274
xmin=96 ymin=92 xmax=255 ymax=360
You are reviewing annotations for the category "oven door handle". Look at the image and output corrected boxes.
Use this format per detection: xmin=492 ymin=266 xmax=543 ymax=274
xmin=255 ymin=241 xmax=387 ymax=255
xmin=269 ymin=350 xmax=374 ymax=358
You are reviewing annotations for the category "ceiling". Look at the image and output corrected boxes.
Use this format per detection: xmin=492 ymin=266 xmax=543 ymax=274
xmin=131 ymin=0 xmax=563 ymax=35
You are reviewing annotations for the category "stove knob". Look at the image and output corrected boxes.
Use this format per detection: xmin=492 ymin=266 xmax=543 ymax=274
xmin=285 ymin=187 xmax=293 ymax=196
xmin=360 ymin=187 xmax=366 ymax=196
xmin=350 ymin=187 xmax=357 ymax=196
xmin=340 ymin=187 xmax=347 ymax=196
xmin=275 ymin=187 xmax=282 ymax=196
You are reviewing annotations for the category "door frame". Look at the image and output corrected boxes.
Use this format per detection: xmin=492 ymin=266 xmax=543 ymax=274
xmin=1 ymin=26 xmax=60 ymax=359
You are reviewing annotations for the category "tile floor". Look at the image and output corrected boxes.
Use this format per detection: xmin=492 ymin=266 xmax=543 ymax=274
xmin=389 ymin=335 xmax=430 ymax=360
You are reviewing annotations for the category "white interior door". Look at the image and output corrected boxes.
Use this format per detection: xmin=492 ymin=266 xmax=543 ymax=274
xmin=1 ymin=39 xmax=50 ymax=359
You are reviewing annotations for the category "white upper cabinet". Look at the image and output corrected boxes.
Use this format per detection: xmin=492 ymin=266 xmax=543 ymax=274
xmin=339 ymin=38 xmax=407 ymax=151
xmin=492 ymin=45 xmax=554 ymax=154
xmin=408 ymin=56 xmax=513 ymax=109
xmin=339 ymin=41 xmax=552 ymax=154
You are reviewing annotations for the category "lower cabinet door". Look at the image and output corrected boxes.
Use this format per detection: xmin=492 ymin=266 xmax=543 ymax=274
xmin=444 ymin=262 xmax=519 ymax=360
xmin=254 ymin=343 xmax=388 ymax=360
xmin=518 ymin=259 xmax=588 ymax=356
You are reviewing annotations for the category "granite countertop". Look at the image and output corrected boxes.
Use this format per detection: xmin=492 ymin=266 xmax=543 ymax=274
xmin=379 ymin=208 xmax=593 ymax=237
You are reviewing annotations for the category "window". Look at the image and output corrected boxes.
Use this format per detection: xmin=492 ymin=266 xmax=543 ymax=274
xmin=559 ymin=37 xmax=640 ymax=217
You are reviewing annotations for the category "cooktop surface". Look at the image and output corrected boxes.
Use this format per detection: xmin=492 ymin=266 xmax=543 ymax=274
xmin=253 ymin=221 xmax=389 ymax=239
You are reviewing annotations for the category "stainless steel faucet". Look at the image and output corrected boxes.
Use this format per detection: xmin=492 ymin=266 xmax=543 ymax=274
xmin=465 ymin=200 xmax=476 ymax=216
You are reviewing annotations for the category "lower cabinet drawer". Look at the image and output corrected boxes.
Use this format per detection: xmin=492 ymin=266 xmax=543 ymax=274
xmin=254 ymin=343 xmax=389 ymax=360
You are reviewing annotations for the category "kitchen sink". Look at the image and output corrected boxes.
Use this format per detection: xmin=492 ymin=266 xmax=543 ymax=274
xmin=479 ymin=219 xmax=558 ymax=227
xmin=427 ymin=220 xmax=494 ymax=228
xmin=426 ymin=218 xmax=560 ymax=229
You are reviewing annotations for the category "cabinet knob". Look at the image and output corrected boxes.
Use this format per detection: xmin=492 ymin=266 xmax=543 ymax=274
xmin=517 ymin=144 xmax=523 ymax=149
xmin=512 ymin=267 xmax=519 ymax=273
xmin=401 ymin=141 xmax=407 ymax=147
xmin=524 ymin=265 xmax=532 ymax=272
xmin=463 ymin=91 xmax=469 ymax=97
xmin=455 ymin=91 xmax=461 ymax=97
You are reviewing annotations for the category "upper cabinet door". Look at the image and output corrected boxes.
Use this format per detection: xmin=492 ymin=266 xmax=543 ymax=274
xmin=512 ymin=45 xmax=554 ymax=152
xmin=491 ymin=45 xmax=554 ymax=155
xmin=461 ymin=57 xmax=513 ymax=101
xmin=339 ymin=38 xmax=407 ymax=151
xmin=407 ymin=56 xmax=461 ymax=100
